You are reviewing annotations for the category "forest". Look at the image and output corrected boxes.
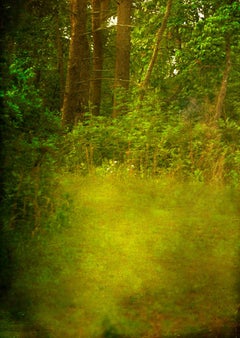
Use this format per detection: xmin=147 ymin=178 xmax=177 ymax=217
xmin=0 ymin=0 xmax=240 ymax=337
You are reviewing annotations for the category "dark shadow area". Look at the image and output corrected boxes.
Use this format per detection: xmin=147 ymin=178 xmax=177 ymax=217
xmin=164 ymin=326 xmax=238 ymax=338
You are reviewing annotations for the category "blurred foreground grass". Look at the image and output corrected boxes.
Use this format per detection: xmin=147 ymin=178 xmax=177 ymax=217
xmin=4 ymin=175 xmax=240 ymax=337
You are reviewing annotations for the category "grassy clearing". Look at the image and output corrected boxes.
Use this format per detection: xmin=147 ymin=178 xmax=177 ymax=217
xmin=7 ymin=175 xmax=240 ymax=337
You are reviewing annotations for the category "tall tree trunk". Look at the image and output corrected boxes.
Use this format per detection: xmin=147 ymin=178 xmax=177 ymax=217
xmin=214 ymin=37 xmax=231 ymax=120
xmin=139 ymin=0 xmax=173 ymax=99
xmin=113 ymin=0 xmax=132 ymax=117
xmin=91 ymin=0 xmax=110 ymax=115
xmin=62 ymin=0 xmax=90 ymax=127
xmin=100 ymin=0 xmax=110 ymax=22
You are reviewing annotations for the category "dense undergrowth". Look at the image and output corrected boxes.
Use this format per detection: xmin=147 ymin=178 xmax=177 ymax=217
xmin=61 ymin=105 xmax=240 ymax=184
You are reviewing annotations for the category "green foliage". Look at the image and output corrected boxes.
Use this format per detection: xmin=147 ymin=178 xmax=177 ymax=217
xmin=62 ymin=98 xmax=240 ymax=184
xmin=4 ymin=59 xmax=41 ymax=129
xmin=0 ymin=58 xmax=63 ymax=308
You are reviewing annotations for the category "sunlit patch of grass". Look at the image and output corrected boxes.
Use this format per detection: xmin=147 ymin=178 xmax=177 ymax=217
xmin=10 ymin=174 xmax=239 ymax=337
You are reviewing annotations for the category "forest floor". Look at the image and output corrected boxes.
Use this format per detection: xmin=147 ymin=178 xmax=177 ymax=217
xmin=1 ymin=175 xmax=240 ymax=337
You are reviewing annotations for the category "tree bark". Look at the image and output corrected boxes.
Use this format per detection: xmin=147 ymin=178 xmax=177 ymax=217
xmin=214 ymin=37 xmax=231 ymax=120
xmin=91 ymin=0 xmax=110 ymax=115
xmin=100 ymin=0 xmax=110 ymax=22
xmin=62 ymin=0 xmax=90 ymax=127
xmin=113 ymin=0 xmax=132 ymax=117
xmin=139 ymin=0 xmax=173 ymax=98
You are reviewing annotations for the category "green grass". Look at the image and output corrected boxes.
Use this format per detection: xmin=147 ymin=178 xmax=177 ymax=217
xmin=8 ymin=174 xmax=240 ymax=337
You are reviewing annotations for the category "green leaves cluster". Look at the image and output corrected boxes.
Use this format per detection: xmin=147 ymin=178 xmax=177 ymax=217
xmin=62 ymin=100 xmax=240 ymax=183
xmin=4 ymin=59 xmax=42 ymax=129
xmin=1 ymin=59 xmax=62 ymax=235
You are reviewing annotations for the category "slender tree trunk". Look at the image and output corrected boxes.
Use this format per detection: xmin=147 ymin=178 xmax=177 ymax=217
xmin=62 ymin=0 xmax=90 ymax=127
xmin=113 ymin=0 xmax=132 ymax=117
xmin=100 ymin=0 xmax=110 ymax=22
xmin=214 ymin=37 xmax=231 ymax=120
xmin=91 ymin=0 xmax=107 ymax=115
xmin=139 ymin=0 xmax=173 ymax=98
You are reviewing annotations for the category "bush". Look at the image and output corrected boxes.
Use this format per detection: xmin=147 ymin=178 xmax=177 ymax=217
xmin=61 ymin=106 xmax=240 ymax=184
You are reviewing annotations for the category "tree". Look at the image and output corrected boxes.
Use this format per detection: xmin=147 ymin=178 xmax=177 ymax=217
xmin=91 ymin=0 xmax=103 ymax=116
xmin=113 ymin=0 xmax=132 ymax=117
xmin=91 ymin=0 xmax=110 ymax=115
xmin=139 ymin=0 xmax=173 ymax=97
xmin=214 ymin=0 xmax=240 ymax=120
xmin=151 ymin=0 xmax=240 ymax=121
xmin=62 ymin=0 xmax=90 ymax=127
xmin=214 ymin=36 xmax=231 ymax=121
